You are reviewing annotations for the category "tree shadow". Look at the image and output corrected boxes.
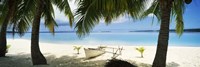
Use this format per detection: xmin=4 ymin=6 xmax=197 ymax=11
xmin=166 ymin=62 xmax=180 ymax=67
xmin=0 ymin=53 xmax=152 ymax=67
xmin=135 ymin=56 xmax=144 ymax=58
xmin=45 ymin=55 xmax=107 ymax=67
xmin=0 ymin=53 xmax=32 ymax=67
xmin=127 ymin=60 xmax=151 ymax=67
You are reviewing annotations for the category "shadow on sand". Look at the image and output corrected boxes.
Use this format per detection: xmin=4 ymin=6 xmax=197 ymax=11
xmin=166 ymin=62 xmax=180 ymax=67
xmin=0 ymin=53 xmax=179 ymax=67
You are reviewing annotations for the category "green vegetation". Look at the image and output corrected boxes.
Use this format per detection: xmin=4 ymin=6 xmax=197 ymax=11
xmin=73 ymin=46 xmax=82 ymax=54
xmin=0 ymin=0 xmax=193 ymax=66
xmin=6 ymin=44 xmax=11 ymax=53
xmin=29 ymin=0 xmax=73 ymax=65
xmin=136 ymin=47 xmax=145 ymax=58
xmin=1 ymin=0 xmax=74 ymax=65
xmin=75 ymin=0 xmax=146 ymax=37
xmin=0 ymin=0 xmax=32 ymax=57
xmin=141 ymin=0 xmax=192 ymax=67
xmin=74 ymin=0 xmax=192 ymax=66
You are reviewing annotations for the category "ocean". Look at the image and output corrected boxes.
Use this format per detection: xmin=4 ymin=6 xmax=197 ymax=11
xmin=7 ymin=32 xmax=200 ymax=47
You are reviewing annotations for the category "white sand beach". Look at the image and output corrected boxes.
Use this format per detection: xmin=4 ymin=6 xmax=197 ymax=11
xmin=0 ymin=39 xmax=200 ymax=67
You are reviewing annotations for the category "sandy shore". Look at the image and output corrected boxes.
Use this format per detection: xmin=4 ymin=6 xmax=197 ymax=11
xmin=0 ymin=39 xmax=200 ymax=67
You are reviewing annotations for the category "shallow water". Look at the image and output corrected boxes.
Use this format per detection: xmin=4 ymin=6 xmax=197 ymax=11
xmin=7 ymin=32 xmax=200 ymax=47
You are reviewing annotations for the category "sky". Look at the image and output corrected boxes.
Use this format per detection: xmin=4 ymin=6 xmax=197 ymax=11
xmin=40 ymin=0 xmax=200 ymax=32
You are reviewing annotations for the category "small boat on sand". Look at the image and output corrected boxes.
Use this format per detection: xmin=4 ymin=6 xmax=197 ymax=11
xmin=84 ymin=48 xmax=105 ymax=59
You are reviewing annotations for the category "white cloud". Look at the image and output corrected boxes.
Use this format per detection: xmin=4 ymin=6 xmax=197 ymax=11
xmin=99 ymin=15 xmax=131 ymax=24
xmin=98 ymin=1 xmax=154 ymax=24
xmin=112 ymin=16 xmax=131 ymax=23
xmin=54 ymin=0 xmax=154 ymax=23
xmin=54 ymin=0 xmax=77 ymax=23
xmin=68 ymin=0 xmax=77 ymax=11
xmin=146 ymin=0 xmax=155 ymax=17
xmin=146 ymin=0 xmax=154 ymax=9
xmin=54 ymin=6 xmax=68 ymax=22
xmin=148 ymin=13 xmax=155 ymax=17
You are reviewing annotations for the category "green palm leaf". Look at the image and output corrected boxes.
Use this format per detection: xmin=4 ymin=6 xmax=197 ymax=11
xmin=75 ymin=0 xmax=147 ymax=37
xmin=7 ymin=0 xmax=35 ymax=37
xmin=140 ymin=0 xmax=186 ymax=36
xmin=172 ymin=0 xmax=185 ymax=36
xmin=43 ymin=0 xmax=57 ymax=34
xmin=52 ymin=0 xmax=74 ymax=27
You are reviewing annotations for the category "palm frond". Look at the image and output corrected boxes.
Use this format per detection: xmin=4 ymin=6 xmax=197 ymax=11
xmin=140 ymin=0 xmax=161 ymax=23
xmin=75 ymin=0 xmax=102 ymax=37
xmin=43 ymin=0 xmax=57 ymax=35
xmin=172 ymin=0 xmax=185 ymax=36
xmin=52 ymin=0 xmax=74 ymax=27
xmin=8 ymin=0 xmax=35 ymax=37
xmin=140 ymin=0 xmax=186 ymax=36
xmin=16 ymin=16 xmax=31 ymax=37
xmin=75 ymin=0 xmax=147 ymax=37
xmin=127 ymin=0 xmax=148 ymax=20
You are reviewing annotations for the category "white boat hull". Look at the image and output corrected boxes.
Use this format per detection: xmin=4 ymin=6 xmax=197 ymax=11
xmin=84 ymin=48 xmax=105 ymax=58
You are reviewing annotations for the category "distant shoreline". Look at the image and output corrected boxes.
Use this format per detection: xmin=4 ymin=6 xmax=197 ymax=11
xmin=6 ymin=28 xmax=200 ymax=33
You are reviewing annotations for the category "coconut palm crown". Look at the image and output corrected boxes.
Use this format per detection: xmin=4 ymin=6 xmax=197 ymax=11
xmin=75 ymin=0 xmax=148 ymax=37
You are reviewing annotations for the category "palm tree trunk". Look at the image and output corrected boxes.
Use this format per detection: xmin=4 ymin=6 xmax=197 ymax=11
xmin=0 ymin=0 xmax=15 ymax=57
xmin=152 ymin=0 xmax=173 ymax=67
xmin=0 ymin=15 xmax=9 ymax=57
xmin=141 ymin=53 xmax=143 ymax=58
xmin=31 ymin=0 xmax=47 ymax=65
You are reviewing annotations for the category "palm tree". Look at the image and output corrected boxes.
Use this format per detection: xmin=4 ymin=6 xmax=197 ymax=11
xmin=30 ymin=0 xmax=73 ymax=65
xmin=0 ymin=0 xmax=17 ymax=57
xmin=30 ymin=0 xmax=47 ymax=65
xmin=0 ymin=0 xmax=33 ymax=57
xmin=10 ymin=0 xmax=34 ymax=37
xmin=75 ymin=0 xmax=147 ymax=37
xmin=136 ymin=47 xmax=145 ymax=58
xmin=73 ymin=46 xmax=82 ymax=54
xmin=75 ymin=0 xmax=192 ymax=67
xmin=141 ymin=0 xmax=192 ymax=67
xmin=0 ymin=0 xmax=73 ymax=64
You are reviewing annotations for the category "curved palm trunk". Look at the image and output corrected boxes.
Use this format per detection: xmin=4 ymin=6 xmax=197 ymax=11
xmin=31 ymin=0 xmax=47 ymax=65
xmin=0 ymin=15 xmax=9 ymax=57
xmin=0 ymin=0 xmax=15 ymax=57
xmin=152 ymin=0 xmax=173 ymax=67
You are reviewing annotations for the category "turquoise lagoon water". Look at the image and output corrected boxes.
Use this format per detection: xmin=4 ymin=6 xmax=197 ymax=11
xmin=7 ymin=32 xmax=200 ymax=47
